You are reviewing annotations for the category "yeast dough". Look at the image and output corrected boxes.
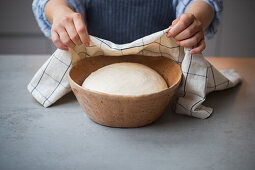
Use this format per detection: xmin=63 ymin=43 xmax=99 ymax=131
xmin=82 ymin=62 xmax=167 ymax=95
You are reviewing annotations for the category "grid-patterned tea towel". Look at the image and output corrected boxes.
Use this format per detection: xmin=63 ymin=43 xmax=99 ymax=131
xmin=27 ymin=28 xmax=241 ymax=119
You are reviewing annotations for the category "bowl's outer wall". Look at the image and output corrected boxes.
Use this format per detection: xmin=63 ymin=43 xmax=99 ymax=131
xmin=68 ymin=55 xmax=182 ymax=127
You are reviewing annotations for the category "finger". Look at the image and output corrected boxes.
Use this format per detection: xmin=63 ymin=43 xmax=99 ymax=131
xmin=168 ymin=14 xmax=194 ymax=37
xmin=58 ymin=28 xmax=76 ymax=48
xmin=167 ymin=18 xmax=179 ymax=37
xmin=51 ymin=31 xmax=68 ymax=50
xmin=167 ymin=17 xmax=180 ymax=37
xmin=174 ymin=20 xmax=201 ymax=41
xmin=65 ymin=22 xmax=82 ymax=46
xmin=176 ymin=31 xmax=204 ymax=47
xmin=171 ymin=16 xmax=180 ymax=27
xmin=172 ymin=18 xmax=179 ymax=26
xmin=190 ymin=39 xmax=206 ymax=54
xmin=73 ymin=13 xmax=90 ymax=46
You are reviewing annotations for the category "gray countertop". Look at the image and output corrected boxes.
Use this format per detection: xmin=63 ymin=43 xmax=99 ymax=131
xmin=0 ymin=55 xmax=254 ymax=170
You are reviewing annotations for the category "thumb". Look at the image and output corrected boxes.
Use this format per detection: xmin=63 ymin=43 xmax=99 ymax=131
xmin=167 ymin=17 xmax=180 ymax=37
xmin=171 ymin=16 xmax=180 ymax=26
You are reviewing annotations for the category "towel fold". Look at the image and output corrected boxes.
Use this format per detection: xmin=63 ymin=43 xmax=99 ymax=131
xmin=27 ymin=28 xmax=241 ymax=119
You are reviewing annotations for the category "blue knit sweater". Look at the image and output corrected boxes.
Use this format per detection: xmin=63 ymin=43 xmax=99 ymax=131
xmin=32 ymin=0 xmax=223 ymax=44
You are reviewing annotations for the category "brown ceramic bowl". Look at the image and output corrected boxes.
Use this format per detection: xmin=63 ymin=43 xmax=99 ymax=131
xmin=68 ymin=55 xmax=182 ymax=128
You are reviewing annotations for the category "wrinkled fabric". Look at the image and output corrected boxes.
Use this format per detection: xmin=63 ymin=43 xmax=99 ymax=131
xmin=28 ymin=28 xmax=241 ymax=119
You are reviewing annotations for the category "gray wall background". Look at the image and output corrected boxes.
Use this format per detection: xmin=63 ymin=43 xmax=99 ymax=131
xmin=0 ymin=0 xmax=254 ymax=57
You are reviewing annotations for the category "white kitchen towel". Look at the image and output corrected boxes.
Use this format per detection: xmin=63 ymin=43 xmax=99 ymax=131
xmin=27 ymin=28 xmax=241 ymax=119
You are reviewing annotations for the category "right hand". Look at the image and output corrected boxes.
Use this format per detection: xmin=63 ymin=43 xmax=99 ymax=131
xmin=51 ymin=7 xmax=90 ymax=51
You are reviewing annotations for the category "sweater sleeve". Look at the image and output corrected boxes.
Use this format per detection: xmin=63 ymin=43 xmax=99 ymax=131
xmin=175 ymin=0 xmax=223 ymax=39
xmin=32 ymin=0 xmax=85 ymax=39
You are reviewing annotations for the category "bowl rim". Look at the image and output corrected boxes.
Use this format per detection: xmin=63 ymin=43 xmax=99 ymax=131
xmin=68 ymin=58 xmax=182 ymax=98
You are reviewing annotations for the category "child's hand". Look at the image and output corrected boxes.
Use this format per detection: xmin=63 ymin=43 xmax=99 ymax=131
xmin=51 ymin=7 xmax=89 ymax=51
xmin=167 ymin=13 xmax=205 ymax=54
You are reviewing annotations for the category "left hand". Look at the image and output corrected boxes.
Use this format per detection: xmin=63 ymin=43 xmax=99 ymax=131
xmin=167 ymin=13 xmax=205 ymax=54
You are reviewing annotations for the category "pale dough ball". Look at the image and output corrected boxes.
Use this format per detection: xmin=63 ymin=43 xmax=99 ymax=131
xmin=82 ymin=62 xmax=168 ymax=95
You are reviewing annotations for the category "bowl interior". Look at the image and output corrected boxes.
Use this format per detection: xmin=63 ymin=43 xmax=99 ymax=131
xmin=69 ymin=55 xmax=181 ymax=91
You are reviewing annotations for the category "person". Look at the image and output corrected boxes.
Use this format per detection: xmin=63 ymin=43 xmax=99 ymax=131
xmin=32 ymin=0 xmax=222 ymax=54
